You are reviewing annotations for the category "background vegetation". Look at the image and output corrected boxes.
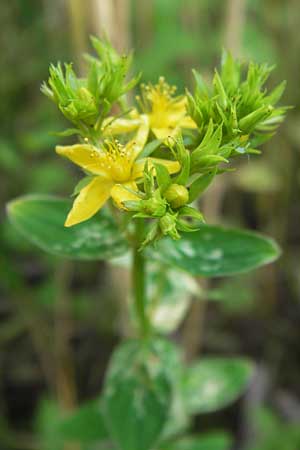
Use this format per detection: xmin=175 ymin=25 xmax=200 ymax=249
xmin=0 ymin=1 xmax=299 ymax=449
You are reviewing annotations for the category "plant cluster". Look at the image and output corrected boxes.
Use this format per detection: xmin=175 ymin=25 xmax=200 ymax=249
xmin=41 ymin=37 xmax=286 ymax=246
xmin=7 ymin=36 xmax=287 ymax=450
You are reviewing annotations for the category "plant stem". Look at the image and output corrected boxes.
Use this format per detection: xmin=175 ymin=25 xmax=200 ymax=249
xmin=132 ymin=220 xmax=149 ymax=338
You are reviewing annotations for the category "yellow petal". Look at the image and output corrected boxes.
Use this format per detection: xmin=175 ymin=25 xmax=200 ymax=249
xmin=65 ymin=177 xmax=113 ymax=227
xmin=102 ymin=117 xmax=141 ymax=135
xmin=56 ymin=144 xmax=109 ymax=177
xmin=151 ymin=127 xmax=179 ymax=140
xmin=131 ymin=157 xmax=180 ymax=180
xmin=180 ymin=116 xmax=197 ymax=129
xmin=151 ymin=118 xmax=196 ymax=140
xmin=129 ymin=114 xmax=150 ymax=160
xmin=110 ymin=182 xmax=140 ymax=210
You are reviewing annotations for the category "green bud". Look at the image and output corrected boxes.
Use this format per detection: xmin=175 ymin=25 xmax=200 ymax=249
xmin=159 ymin=213 xmax=180 ymax=240
xmin=78 ymin=87 xmax=94 ymax=103
xmin=239 ymin=105 xmax=273 ymax=132
xmin=191 ymin=155 xmax=228 ymax=174
xmin=140 ymin=196 xmax=167 ymax=217
xmin=165 ymin=184 xmax=189 ymax=209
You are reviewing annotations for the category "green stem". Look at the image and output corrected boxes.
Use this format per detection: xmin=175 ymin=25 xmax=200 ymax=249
xmin=132 ymin=219 xmax=150 ymax=338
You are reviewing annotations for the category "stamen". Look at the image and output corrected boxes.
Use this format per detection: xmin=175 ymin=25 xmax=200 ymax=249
xmin=139 ymin=77 xmax=179 ymax=114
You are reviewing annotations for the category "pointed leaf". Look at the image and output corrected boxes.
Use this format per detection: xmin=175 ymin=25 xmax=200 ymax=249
xmin=154 ymin=163 xmax=172 ymax=193
xmin=58 ymin=400 xmax=108 ymax=443
xmin=148 ymin=225 xmax=280 ymax=277
xmin=102 ymin=340 xmax=173 ymax=450
xmin=188 ymin=169 xmax=217 ymax=202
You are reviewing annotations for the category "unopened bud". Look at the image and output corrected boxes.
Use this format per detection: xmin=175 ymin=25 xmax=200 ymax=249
xmin=159 ymin=213 xmax=180 ymax=240
xmin=239 ymin=105 xmax=273 ymax=132
xmin=165 ymin=184 xmax=189 ymax=209
xmin=141 ymin=197 xmax=166 ymax=217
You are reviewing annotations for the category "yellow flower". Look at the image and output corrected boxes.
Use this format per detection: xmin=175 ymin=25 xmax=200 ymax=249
xmin=138 ymin=77 xmax=197 ymax=140
xmin=102 ymin=77 xmax=197 ymax=141
xmin=56 ymin=115 xmax=180 ymax=227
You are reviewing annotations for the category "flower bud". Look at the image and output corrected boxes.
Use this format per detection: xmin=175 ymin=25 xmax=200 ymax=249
xmin=141 ymin=197 xmax=166 ymax=217
xmin=164 ymin=184 xmax=189 ymax=209
xmin=159 ymin=213 xmax=180 ymax=240
xmin=239 ymin=105 xmax=273 ymax=132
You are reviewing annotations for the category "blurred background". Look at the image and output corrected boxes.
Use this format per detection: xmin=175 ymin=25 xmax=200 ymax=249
xmin=0 ymin=1 xmax=300 ymax=449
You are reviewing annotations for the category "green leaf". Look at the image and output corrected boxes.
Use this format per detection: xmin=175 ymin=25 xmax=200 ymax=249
xmin=182 ymin=358 xmax=253 ymax=414
xmin=148 ymin=225 xmax=280 ymax=277
xmin=7 ymin=195 xmax=128 ymax=260
xmin=58 ymin=400 xmax=109 ymax=443
xmin=213 ymin=71 xmax=228 ymax=109
xmin=160 ymin=432 xmax=232 ymax=450
xmin=71 ymin=176 xmax=95 ymax=197
xmin=35 ymin=398 xmax=107 ymax=450
xmin=51 ymin=128 xmax=81 ymax=137
xmin=221 ymin=50 xmax=240 ymax=93
xmin=188 ymin=169 xmax=217 ymax=202
xmin=137 ymin=139 xmax=162 ymax=160
xmin=192 ymin=69 xmax=209 ymax=97
xmin=147 ymin=263 xmax=198 ymax=334
xmin=178 ymin=206 xmax=204 ymax=223
xmin=154 ymin=163 xmax=172 ymax=193
xmin=174 ymin=138 xmax=190 ymax=186
xmin=102 ymin=339 xmax=173 ymax=450
xmin=35 ymin=399 xmax=64 ymax=450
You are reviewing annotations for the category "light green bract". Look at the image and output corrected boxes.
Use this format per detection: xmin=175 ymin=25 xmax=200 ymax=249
xmin=148 ymin=225 xmax=280 ymax=276
xmin=7 ymin=195 xmax=128 ymax=260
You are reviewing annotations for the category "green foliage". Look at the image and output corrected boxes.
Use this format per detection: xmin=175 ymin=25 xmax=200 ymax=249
xmin=57 ymin=400 xmax=108 ymax=444
xmin=0 ymin=3 xmax=296 ymax=450
xmin=41 ymin=37 xmax=140 ymax=140
xmin=160 ymin=432 xmax=233 ymax=450
xmin=148 ymin=225 xmax=280 ymax=276
xmin=102 ymin=339 xmax=176 ymax=450
xmin=146 ymin=263 xmax=198 ymax=334
xmin=182 ymin=358 xmax=253 ymax=414
xmin=35 ymin=398 xmax=108 ymax=450
xmin=249 ymin=408 xmax=300 ymax=450
xmin=7 ymin=195 xmax=128 ymax=260
xmin=35 ymin=399 xmax=65 ymax=450
xmin=187 ymin=52 xmax=287 ymax=174
xmin=37 ymin=36 xmax=287 ymax=244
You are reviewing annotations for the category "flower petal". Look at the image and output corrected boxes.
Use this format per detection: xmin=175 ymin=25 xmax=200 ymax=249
xmin=56 ymin=144 xmax=109 ymax=176
xmin=131 ymin=157 xmax=180 ymax=179
xmin=130 ymin=114 xmax=150 ymax=160
xmin=151 ymin=127 xmax=175 ymax=140
xmin=65 ymin=177 xmax=113 ymax=227
xmin=110 ymin=182 xmax=140 ymax=210
xmin=102 ymin=117 xmax=141 ymax=135
xmin=180 ymin=116 xmax=197 ymax=129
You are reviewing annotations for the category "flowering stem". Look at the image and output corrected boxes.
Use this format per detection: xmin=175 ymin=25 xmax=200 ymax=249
xmin=132 ymin=219 xmax=150 ymax=338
